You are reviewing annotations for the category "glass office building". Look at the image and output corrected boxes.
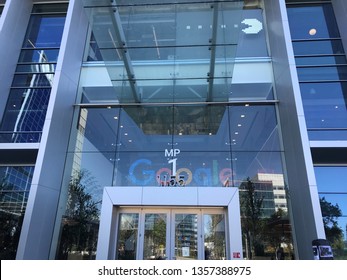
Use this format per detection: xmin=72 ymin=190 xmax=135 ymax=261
xmin=0 ymin=0 xmax=346 ymax=260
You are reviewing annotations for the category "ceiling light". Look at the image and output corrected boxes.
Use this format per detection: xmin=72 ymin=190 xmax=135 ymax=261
xmin=241 ymin=115 xmax=245 ymax=118
xmin=238 ymin=124 xmax=242 ymax=127
xmin=309 ymin=28 xmax=317 ymax=36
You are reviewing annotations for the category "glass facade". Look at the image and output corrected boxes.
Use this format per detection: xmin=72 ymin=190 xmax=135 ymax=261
xmin=314 ymin=166 xmax=347 ymax=259
xmin=287 ymin=1 xmax=347 ymax=141
xmin=54 ymin=0 xmax=294 ymax=260
xmin=2 ymin=0 xmax=347 ymax=261
xmin=0 ymin=165 xmax=34 ymax=260
xmin=287 ymin=0 xmax=347 ymax=260
xmin=0 ymin=3 xmax=67 ymax=143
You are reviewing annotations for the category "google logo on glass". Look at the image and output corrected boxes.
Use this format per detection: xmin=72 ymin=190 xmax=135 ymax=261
xmin=128 ymin=149 xmax=233 ymax=186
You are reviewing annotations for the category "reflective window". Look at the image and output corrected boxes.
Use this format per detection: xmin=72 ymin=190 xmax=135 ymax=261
xmin=297 ymin=66 xmax=347 ymax=81
xmin=292 ymin=40 xmax=345 ymax=56
xmin=0 ymin=88 xmax=51 ymax=143
xmin=0 ymin=166 xmax=34 ymax=260
xmin=18 ymin=49 xmax=60 ymax=63
xmin=22 ymin=15 xmax=66 ymax=48
xmin=204 ymin=214 xmax=226 ymax=260
xmin=55 ymin=168 xmax=101 ymax=260
xmin=314 ymin=166 xmax=347 ymax=260
xmin=300 ymin=82 xmax=347 ymax=134
xmin=287 ymin=3 xmax=347 ymax=140
xmin=56 ymin=0 xmax=292 ymax=260
xmin=295 ymin=55 xmax=347 ymax=66
xmin=115 ymin=213 xmax=139 ymax=260
xmin=287 ymin=4 xmax=340 ymax=40
xmin=0 ymin=4 xmax=67 ymax=143
xmin=175 ymin=213 xmax=198 ymax=260
xmin=85 ymin=2 xmax=257 ymax=62
xmin=143 ymin=213 xmax=167 ymax=260
xmin=82 ymin=1 xmax=270 ymax=104
xmin=69 ymin=105 xmax=282 ymax=188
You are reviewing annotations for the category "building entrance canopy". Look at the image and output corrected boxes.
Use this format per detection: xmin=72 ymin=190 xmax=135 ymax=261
xmin=81 ymin=0 xmax=271 ymax=104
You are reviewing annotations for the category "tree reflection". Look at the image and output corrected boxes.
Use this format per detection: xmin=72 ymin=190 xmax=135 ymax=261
xmin=265 ymin=208 xmax=293 ymax=259
xmin=57 ymin=169 xmax=100 ymax=259
xmin=0 ymin=177 xmax=25 ymax=260
xmin=239 ymin=178 xmax=264 ymax=259
xmin=239 ymin=177 xmax=294 ymax=259
xmin=320 ymin=196 xmax=345 ymax=259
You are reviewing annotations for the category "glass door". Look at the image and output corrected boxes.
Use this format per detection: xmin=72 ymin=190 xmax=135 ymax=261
xmin=115 ymin=208 xmax=227 ymax=260
xmin=115 ymin=213 xmax=139 ymax=260
xmin=173 ymin=212 xmax=199 ymax=260
xmin=203 ymin=213 xmax=226 ymax=260
xmin=142 ymin=212 xmax=169 ymax=260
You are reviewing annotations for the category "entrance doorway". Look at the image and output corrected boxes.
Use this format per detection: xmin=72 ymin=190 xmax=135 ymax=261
xmin=96 ymin=187 xmax=242 ymax=260
xmin=115 ymin=208 xmax=227 ymax=260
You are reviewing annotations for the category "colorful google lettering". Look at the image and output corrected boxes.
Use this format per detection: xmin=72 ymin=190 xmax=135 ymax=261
xmin=128 ymin=149 xmax=233 ymax=186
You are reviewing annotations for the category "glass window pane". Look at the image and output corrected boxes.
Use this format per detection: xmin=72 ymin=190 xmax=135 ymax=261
xmin=0 ymin=88 xmax=51 ymax=143
xmin=315 ymin=165 xmax=347 ymax=259
xmin=116 ymin=213 xmax=139 ymax=260
xmin=233 ymin=152 xmax=285 ymax=189
xmin=315 ymin=167 xmax=347 ymax=194
xmin=12 ymin=74 xmax=54 ymax=87
xmin=15 ymin=63 xmax=57 ymax=73
xmin=297 ymin=66 xmax=347 ymax=82
xmin=292 ymin=40 xmax=345 ymax=56
xmin=71 ymin=107 xmax=119 ymax=153
xmin=113 ymin=151 xmax=232 ymax=187
xmin=204 ymin=214 xmax=226 ymax=260
xmin=56 ymin=167 xmax=101 ymax=259
xmin=117 ymin=106 xmax=173 ymax=152
xmin=300 ymin=82 xmax=347 ymax=130
xmin=173 ymin=105 xmax=230 ymax=151
xmin=308 ymin=130 xmax=347 ymax=141
xmin=0 ymin=166 xmax=34 ymax=260
xmin=229 ymin=105 xmax=281 ymax=152
xmin=143 ymin=213 xmax=167 ymax=260
xmin=287 ymin=5 xmax=340 ymax=40
xmin=175 ymin=213 xmax=198 ymax=260
xmin=65 ymin=153 xmax=114 ymax=191
xmin=31 ymin=3 xmax=68 ymax=13
xmin=22 ymin=15 xmax=66 ymax=48
xmin=295 ymin=55 xmax=347 ymax=66
xmin=18 ymin=49 xmax=60 ymax=63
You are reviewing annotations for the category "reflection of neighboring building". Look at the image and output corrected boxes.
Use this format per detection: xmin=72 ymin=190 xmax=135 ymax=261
xmin=0 ymin=166 xmax=34 ymax=217
xmin=175 ymin=215 xmax=198 ymax=258
xmin=12 ymin=51 xmax=54 ymax=143
xmin=254 ymin=173 xmax=288 ymax=213
xmin=1 ymin=0 xmax=347 ymax=261
xmin=239 ymin=173 xmax=287 ymax=218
